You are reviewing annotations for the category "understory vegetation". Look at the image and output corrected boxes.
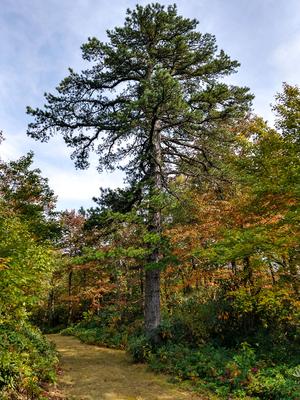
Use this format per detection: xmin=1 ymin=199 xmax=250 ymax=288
xmin=59 ymin=282 xmax=300 ymax=399
xmin=1 ymin=4 xmax=299 ymax=399
xmin=0 ymin=146 xmax=59 ymax=399
xmin=0 ymin=322 xmax=57 ymax=399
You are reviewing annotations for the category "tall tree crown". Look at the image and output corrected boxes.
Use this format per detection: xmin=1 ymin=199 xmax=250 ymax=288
xmin=27 ymin=3 xmax=252 ymax=186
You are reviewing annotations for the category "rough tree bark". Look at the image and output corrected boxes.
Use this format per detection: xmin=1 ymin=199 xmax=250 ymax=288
xmin=144 ymin=120 xmax=162 ymax=333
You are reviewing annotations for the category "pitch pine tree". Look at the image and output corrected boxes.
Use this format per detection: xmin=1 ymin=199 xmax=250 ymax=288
xmin=27 ymin=3 xmax=252 ymax=334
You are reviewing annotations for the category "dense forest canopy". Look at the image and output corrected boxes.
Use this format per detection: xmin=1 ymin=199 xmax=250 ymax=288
xmin=0 ymin=3 xmax=299 ymax=400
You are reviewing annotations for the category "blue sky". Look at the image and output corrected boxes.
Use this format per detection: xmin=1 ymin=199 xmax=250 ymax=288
xmin=1 ymin=0 xmax=299 ymax=210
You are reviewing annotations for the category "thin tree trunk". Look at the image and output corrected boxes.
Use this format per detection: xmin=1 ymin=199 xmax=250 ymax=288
xmin=191 ymin=257 xmax=200 ymax=290
xmin=231 ymin=260 xmax=237 ymax=275
xmin=47 ymin=286 xmax=55 ymax=328
xmin=268 ymin=262 xmax=276 ymax=285
xmin=288 ymin=255 xmax=299 ymax=295
xmin=68 ymin=268 xmax=73 ymax=324
xmin=140 ymin=266 xmax=144 ymax=296
xmin=243 ymin=256 xmax=253 ymax=286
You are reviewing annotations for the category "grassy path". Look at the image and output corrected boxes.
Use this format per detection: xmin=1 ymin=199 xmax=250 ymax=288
xmin=48 ymin=334 xmax=204 ymax=400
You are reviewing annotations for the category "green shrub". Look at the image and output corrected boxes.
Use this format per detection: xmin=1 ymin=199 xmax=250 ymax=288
xmin=60 ymin=326 xmax=75 ymax=336
xmin=0 ymin=322 xmax=57 ymax=399
xmin=126 ymin=327 xmax=300 ymax=399
xmin=165 ymin=291 xmax=218 ymax=345
xmin=61 ymin=323 xmax=128 ymax=349
xmin=247 ymin=366 xmax=300 ymax=399
xmin=127 ymin=334 xmax=153 ymax=362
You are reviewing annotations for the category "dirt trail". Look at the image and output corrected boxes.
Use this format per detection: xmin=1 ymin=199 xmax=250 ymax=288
xmin=48 ymin=334 xmax=203 ymax=400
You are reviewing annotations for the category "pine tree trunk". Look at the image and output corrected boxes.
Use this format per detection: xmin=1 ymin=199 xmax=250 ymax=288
xmin=144 ymin=120 xmax=162 ymax=335
xmin=145 ymin=268 xmax=161 ymax=333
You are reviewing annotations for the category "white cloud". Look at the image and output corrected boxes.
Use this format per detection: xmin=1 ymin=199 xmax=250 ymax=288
xmin=252 ymin=90 xmax=275 ymax=126
xmin=0 ymin=138 xmax=20 ymax=161
xmin=272 ymin=33 xmax=300 ymax=85
xmin=43 ymin=164 xmax=124 ymax=203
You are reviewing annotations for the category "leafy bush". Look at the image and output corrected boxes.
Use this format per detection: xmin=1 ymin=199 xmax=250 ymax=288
xmin=0 ymin=322 xmax=58 ymax=399
xmin=126 ymin=327 xmax=300 ymax=399
xmin=184 ymin=284 xmax=300 ymax=348
xmin=247 ymin=366 xmax=300 ymax=399
xmin=168 ymin=293 xmax=219 ymax=344
xmin=127 ymin=334 xmax=153 ymax=362
xmin=61 ymin=320 xmax=128 ymax=349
